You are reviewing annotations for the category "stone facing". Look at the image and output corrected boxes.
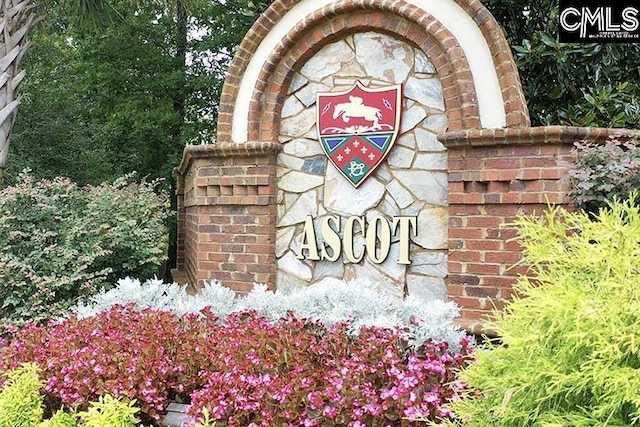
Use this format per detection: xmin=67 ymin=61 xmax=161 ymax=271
xmin=275 ymin=32 xmax=448 ymax=301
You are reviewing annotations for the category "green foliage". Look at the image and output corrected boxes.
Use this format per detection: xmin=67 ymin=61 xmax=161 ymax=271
xmin=4 ymin=25 xmax=118 ymax=187
xmin=76 ymin=395 xmax=139 ymax=427
xmin=0 ymin=363 xmax=44 ymax=427
xmin=483 ymin=0 xmax=640 ymax=127
xmin=0 ymin=365 xmax=136 ymax=427
xmin=5 ymin=0 xmax=265 ymax=188
xmin=39 ymin=410 xmax=78 ymax=427
xmin=567 ymin=132 xmax=640 ymax=215
xmin=6 ymin=0 xmax=638 ymax=189
xmin=0 ymin=173 xmax=169 ymax=331
xmin=82 ymin=175 xmax=171 ymax=281
xmin=560 ymin=82 xmax=640 ymax=128
xmin=0 ymin=364 xmax=77 ymax=427
xmin=5 ymin=12 xmax=182 ymax=187
xmin=447 ymin=197 xmax=640 ymax=426
xmin=182 ymin=0 xmax=267 ymax=144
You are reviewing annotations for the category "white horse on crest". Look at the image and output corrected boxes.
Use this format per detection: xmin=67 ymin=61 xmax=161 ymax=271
xmin=333 ymin=96 xmax=383 ymax=130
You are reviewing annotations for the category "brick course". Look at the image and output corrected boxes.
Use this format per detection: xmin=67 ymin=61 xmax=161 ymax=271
xmin=174 ymin=143 xmax=281 ymax=293
xmin=441 ymin=126 xmax=616 ymax=333
xmin=175 ymin=127 xmax=621 ymax=328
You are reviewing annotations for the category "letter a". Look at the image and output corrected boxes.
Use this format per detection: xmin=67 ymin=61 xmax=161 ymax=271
xmin=297 ymin=216 xmax=320 ymax=261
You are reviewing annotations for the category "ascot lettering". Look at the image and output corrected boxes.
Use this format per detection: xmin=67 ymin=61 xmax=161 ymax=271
xmin=297 ymin=215 xmax=417 ymax=265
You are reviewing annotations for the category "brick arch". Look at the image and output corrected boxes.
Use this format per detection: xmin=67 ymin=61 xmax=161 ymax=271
xmin=457 ymin=0 xmax=530 ymax=128
xmin=216 ymin=0 xmax=529 ymax=144
xmin=255 ymin=11 xmax=478 ymax=141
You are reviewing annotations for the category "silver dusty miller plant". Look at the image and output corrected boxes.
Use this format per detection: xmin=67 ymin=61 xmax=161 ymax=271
xmin=73 ymin=277 xmax=467 ymax=350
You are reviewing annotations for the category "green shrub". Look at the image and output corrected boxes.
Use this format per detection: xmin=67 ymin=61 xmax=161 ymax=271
xmin=0 ymin=363 xmax=77 ymax=427
xmin=39 ymin=410 xmax=77 ymax=427
xmin=0 ymin=172 xmax=169 ymax=332
xmin=567 ymin=131 xmax=640 ymax=216
xmin=77 ymin=394 xmax=139 ymax=427
xmin=0 ymin=363 xmax=44 ymax=427
xmin=447 ymin=197 xmax=640 ymax=426
xmin=0 ymin=364 xmax=139 ymax=426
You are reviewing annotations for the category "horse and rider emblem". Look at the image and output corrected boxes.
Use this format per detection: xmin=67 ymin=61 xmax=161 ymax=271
xmin=316 ymin=81 xmax=402 ymax=188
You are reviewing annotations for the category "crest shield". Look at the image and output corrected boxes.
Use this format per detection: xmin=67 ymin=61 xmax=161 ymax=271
xmin=316 ymin=81 xmax=402 ymax=188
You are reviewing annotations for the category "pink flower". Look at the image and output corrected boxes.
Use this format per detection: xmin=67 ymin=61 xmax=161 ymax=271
xmin=0 ymin=306 xmax=473 ymax=425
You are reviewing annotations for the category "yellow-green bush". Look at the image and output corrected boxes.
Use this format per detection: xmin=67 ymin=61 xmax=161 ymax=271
xmin=448 ymin=197 xmax=640 ymax=426
xmin=38 ymin=411 xmax=77 ymax=427
xmin=0 ymin=363 xmax=76 ymax=426
xmin=77 ymin=394 xmax=139 ymax=427
xmin=0 ymin=364 xmax=139 ymax=427
xmin=0 ymin=363 xmax=43 ymax=427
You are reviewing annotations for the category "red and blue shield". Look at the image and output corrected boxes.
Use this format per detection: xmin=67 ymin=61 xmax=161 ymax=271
xmin=316 ymin=81 xmax=402 ymax=188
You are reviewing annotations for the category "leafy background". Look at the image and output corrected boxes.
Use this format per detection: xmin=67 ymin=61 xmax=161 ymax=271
xmin=6 ymin=0 xmax=639 ymax=187
xmin=485 ymin=0 xmax=640 ymax=128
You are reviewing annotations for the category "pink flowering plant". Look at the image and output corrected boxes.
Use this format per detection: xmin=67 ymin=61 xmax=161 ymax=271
xmin=0 ymin=305 xmax=473 ymax=426
xmin=0 ymin=305 xmax=191 ymax=422
xmin=188 ymin=313 xmax=473 ymax=426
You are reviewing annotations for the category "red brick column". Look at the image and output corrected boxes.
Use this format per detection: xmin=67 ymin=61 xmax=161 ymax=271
xmin=175 ymin=173 xmax=186 ymax=272
xmin=173 ymin=142 xmax=281 ymax=293
xmin=441 ymin=126 xmax=615 ymax=334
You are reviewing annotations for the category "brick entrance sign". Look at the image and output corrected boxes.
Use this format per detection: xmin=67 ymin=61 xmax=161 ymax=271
xmin=173 ymin=0 xmax=616 ymax=333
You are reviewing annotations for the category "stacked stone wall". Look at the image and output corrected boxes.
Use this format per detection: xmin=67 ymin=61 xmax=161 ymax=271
xmin=274 ymin=32 xmax=450 ymax=299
